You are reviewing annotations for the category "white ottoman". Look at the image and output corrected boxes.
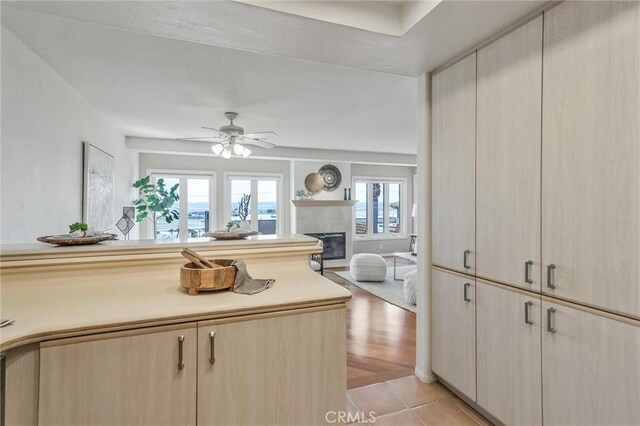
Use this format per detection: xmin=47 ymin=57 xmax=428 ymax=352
xmin=403 ymin=269 xmax=417 ymax=305
xmin=350 ymin=253 xmax=387 ymax=282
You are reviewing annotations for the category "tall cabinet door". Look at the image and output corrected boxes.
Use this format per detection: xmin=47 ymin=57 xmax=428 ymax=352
xmin=197 ymin=308 xmax=346 ymax=426
xmin=432 ymin=268 xmax=476 ymax=400
xmin=476 ymin=282 xmax=541 ymax=425
xmin=542 ymin=1 xmax=640 ymax=316
xmin=38 ymin=325 xmax=197 ymax=426
xmin=432 ymin=53 xmax=476 ymax=274
xmin=476 ymin=17 xmax=542 ymax=291
xmin=542 ymin=300 xmax=640 ymax=426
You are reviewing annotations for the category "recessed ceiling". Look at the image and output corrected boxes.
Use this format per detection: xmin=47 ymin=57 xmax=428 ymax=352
xmin=233 ymin=1 xmax=442 ymax=36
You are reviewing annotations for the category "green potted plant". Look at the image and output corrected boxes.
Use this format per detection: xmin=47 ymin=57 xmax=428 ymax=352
xmin=132 ymin=175 xmax=180 ymax=238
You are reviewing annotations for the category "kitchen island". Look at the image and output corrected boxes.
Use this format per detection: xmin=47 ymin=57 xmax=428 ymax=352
xmin=1 ymin=235 xmax=351 ymax=426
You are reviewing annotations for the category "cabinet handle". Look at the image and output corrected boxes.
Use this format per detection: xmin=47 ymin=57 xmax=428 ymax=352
xmin=463 ymin=283 xmax=471 ymax=302
xmin=525 ymin=260 xmax=533 ymax=284
xmin=178 ymin=335 xmax=185 ymax=370
xmin=524 ymin=301 xmax=533 ymax=324
xmin=463 ymin=250 xmax=471 ymax=269
xmin=546 ymin=308 xmax=556 ymax=333
xmin=547 ymin=264 xmax=556 ymax=289
xmin=209 ymin=331 xmax=216 ymax=365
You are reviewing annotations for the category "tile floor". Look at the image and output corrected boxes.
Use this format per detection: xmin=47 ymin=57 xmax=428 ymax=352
xmin=346 ymin=375 xmax=491 ymax=425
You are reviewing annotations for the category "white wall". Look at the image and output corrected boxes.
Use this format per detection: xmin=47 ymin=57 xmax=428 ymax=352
xmin=351 ymin=163 xmax=417 ymax=254
xmin=1 ymin=27 xmax=139 ymax=244
xmin=139 ymin=153 xmax=291 ymax=234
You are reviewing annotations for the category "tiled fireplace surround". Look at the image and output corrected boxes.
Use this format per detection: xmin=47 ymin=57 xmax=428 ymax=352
xmin=293 ymin=200 xmax=355 ymax=267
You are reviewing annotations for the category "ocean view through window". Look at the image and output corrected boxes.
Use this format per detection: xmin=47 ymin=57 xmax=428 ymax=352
xmin=353 ymin=177 xmax=406 ymax=239
xmin=151 ymin=173 xmax=214 ymax=239
xmin=226 ymin=174 xmax=282 ymax=235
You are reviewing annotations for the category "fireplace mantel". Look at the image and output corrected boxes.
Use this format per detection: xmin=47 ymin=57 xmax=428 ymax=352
xmin=291 ymin=200 xmax=358 ymax=207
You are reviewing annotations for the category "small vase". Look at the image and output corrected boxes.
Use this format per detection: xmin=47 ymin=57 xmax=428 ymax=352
xmin=343 ymin=188 xmax=348 ymax=200
xmin=348 ymin=188 xmax=352 ymax=200
xmin=239 ymin=220 xmax=251 ymax=231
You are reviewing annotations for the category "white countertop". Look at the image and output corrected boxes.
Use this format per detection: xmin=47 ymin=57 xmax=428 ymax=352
xmin=0 ymin=235 xmax=349 ymax=352
xmin=0 ymin=258 xmax=351 ymax=351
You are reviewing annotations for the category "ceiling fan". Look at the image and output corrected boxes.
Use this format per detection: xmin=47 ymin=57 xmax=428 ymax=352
xmin=178 ymin=112 xmax=278 ymax=159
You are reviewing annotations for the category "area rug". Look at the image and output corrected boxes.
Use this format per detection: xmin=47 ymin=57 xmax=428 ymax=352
xmin=335 ymin=265 xmax=417 ymax=313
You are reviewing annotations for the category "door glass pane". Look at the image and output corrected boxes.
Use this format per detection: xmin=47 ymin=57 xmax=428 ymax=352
xmin=355 ymin=182 xmax=367 ymax=234
xmin=372 ymin=183 xmax=385 ymax=234
xmin=389 ymin=183 xmax=401 ymax=234
xmin=230 ymin=179 xmax=252 ymax=226
xmin=187 ymin=178 xmax=210 ymax=237
xmin=257 ymin=180 xmax=277 ymax=235
xmin=155 ymin=177 xmax=180 ymax=239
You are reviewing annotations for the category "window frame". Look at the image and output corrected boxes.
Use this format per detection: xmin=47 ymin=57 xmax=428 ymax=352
xmin=146 ymin=169 xmax=216 ymax=239
xmin=352 ymin=176 xmax=408 ymax=241
xmin=223 ymin=172 xmax=284 ymax=235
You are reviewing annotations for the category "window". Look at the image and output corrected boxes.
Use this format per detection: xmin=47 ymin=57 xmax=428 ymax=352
xmin=150 ymin=173 xmax=215 ymax=239
xmin=353 ymin=178 xmax=406 ymax=238
xmin=226 ymin=174 xmax=282 ymax=235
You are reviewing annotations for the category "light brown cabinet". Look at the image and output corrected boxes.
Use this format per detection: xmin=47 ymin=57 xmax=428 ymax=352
xmin=541 ymin=0 xmax=639 ymax=317
xmin=38 ymin=324 xmax=198 ymax=426
xmin=541 ymin=300 xmax=640 ymax=426
xmin=476 ymin=281 xmax=542 ymax=425
xmin=197 ymin=307 xmax=346 ymax=426
xmin=431 ymin=1 xmax=639 ymax=424
xmin=476 ymin=16 xmax=542 ymax=291
xmin=34 ymin=307 xmax=346 ymax=426
xmin=431 ymin=268 xmax=476 ymax=401
xmin=432 ymin=53 xmax=476 ymax=274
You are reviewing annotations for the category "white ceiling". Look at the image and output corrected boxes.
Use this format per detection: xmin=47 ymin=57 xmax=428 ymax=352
xmin=4 ymin=0 xmax=550 ymax=76
xmin=1 ymin=1 xmax=549 ymax=155
xmin=2 ymin=6 xmax=419 ymax=154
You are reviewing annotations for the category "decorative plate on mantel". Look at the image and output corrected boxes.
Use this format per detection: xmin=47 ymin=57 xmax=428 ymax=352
xmin=37 ymin=233 xmax=118 ymax=246
xmin=318 ymin=164 xmax=342 ymax=192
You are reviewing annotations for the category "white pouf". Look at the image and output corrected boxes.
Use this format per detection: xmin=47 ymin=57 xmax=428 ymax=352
xmin=350 ymin=253 xmax=386 ymax=282
xmin=403 ymin=269 xmax=417 ymax=305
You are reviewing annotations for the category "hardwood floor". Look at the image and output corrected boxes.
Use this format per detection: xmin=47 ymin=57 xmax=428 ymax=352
xmin=325 ymin=263 xmax=417 ymax=389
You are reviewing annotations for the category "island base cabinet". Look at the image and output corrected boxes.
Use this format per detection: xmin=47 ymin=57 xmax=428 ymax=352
xmin=542 ymin=301 xmax=640 ymax=426
xmin=38 ymin=324 xmax=197 ymax=426
xmin=476 ymin=282 xmax=541 ymax=425
xmin=432 ymin=269 xmax=476 ymax=401
xmin=197 ymin=306 xmax=347 ymax=426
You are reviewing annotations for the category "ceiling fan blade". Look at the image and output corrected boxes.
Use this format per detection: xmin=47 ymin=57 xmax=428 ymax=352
xmin=243 ymin=131 xmax=279 ymax=140
xmin=176 ymin=136 xmax=227 ymax=141
xmin=241 ymin=138 xmax=276 ymax=149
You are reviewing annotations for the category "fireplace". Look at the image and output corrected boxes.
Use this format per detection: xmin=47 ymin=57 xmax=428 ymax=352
xmin=305 ymin=232 xmax=346 ymax=260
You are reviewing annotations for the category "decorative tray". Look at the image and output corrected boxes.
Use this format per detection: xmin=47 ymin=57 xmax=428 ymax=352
xmin=37 ymin=233 xmax=118 ymax=246
xmin=205 ymin=231 xmax=259 ymax=240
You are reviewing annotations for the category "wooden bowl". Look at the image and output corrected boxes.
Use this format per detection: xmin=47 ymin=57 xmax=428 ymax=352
xmin=180 ymin=259 xmax=236 ymax=296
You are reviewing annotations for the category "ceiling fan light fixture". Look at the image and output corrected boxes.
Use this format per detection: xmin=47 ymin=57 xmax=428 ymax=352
xmin=221 ymin=147 xmax=232 ymax=159
xmin=233 ymin=143 xmax=245 ymax=156
xmin=211 ymin=143 xmax=224 ymax=155
xmin=241 ymin=147 xmax=252 ymax=158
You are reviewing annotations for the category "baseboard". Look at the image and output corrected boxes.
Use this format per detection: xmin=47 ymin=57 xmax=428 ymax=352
xmin=414 ymin=367 xmax=437 ymax=384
